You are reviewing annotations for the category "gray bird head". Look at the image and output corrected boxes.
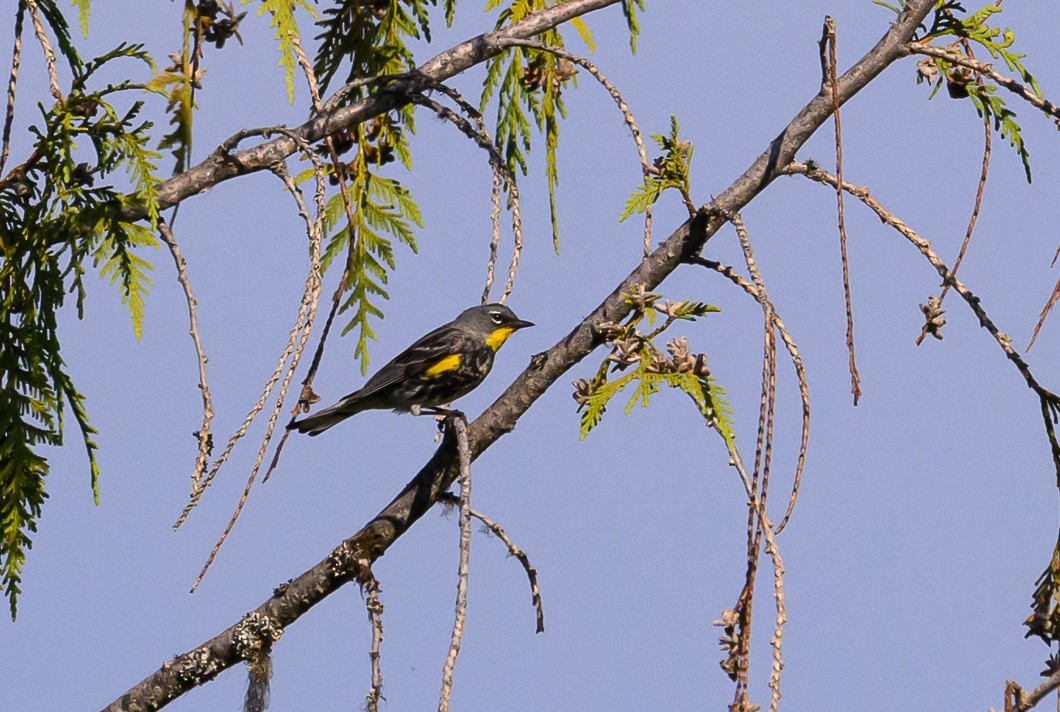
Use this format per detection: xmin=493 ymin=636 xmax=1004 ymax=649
xmin=456 ymin=303 xmax=534 ymax=349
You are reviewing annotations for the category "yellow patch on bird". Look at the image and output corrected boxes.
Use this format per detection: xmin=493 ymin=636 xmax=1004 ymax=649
xmin=486 ymin=327 xmax=515 ymax=351
xmin=424 ymin=353 xmax=462 ymax=379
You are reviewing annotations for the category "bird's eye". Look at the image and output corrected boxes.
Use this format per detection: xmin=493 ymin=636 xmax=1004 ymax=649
xmin=490 ymin=311 xmax=504 ymax=324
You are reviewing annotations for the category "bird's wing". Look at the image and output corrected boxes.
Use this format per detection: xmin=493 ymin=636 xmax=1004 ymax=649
xmin=352 ymin=322 xmax=468 ymax=399
xmin=289 ymin=322 xmax=468 ymax=434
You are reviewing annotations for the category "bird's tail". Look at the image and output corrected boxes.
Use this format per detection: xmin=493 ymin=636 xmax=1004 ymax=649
xmin=288 ymin=396 xmax=365 ymax=436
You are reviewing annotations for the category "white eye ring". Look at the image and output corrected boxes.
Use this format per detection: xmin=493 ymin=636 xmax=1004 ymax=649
xmin=490 ymin=312 xmax=504 ymax=324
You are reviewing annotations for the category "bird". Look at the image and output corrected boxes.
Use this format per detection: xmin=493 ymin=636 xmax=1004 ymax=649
xmin=288 ymin=303 xmax=533 ymax=436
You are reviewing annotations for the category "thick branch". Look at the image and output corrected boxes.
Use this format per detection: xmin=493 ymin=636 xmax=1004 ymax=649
xmin=118 ymin=0 xmax=622 ymax=221
xmin=102 ymin=2 xmax=934 ymax=709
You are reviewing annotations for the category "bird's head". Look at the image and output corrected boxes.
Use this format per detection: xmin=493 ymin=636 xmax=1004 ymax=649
xmin=458 ymin=303 xmax=534 ymax=350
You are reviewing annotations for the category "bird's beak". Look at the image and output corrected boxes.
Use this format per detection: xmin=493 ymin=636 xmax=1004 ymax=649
xmin=511 ymin=318 xmax=534 ymax=330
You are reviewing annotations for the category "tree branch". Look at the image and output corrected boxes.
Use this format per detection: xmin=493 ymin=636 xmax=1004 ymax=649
xmin=101 ymin=2 xmax=934 ymax=709
xmin=118 ymin=0 xmax=624 ymax=222
xmin=908 ymin=42 xmax=1060 ymax=123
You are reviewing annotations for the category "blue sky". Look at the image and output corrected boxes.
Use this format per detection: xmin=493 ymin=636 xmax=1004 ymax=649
xmin=5 ymin=2 xmax=1060 ymax=710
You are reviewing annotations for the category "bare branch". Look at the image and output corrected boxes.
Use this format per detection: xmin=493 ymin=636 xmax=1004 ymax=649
xmin=0 ymin=1 xmax=25 ymax=176
xmin=916 ymin=42 xmax=991 ymax=346
xmin=158 ymin=220 xmax=214 ymax=502
xmin=439 ymin=416 xmax=472 ymax=712
xmin=820 ymin=16 xmax=862 ymax=406
xmin=116 ymin=0 xmax=628 ymax=222
xmin=783 ymin=160 xmax=1060 ymax=481
xmin=690 ymin=258 xmax=810 ymax=535
xmin=730 ymin=212 xmax=776 ymax=703
xmin=174 ymin=127 xmax=326 ymax=529
xmin=1026 ymin=274 xmax=1059 ymax=352
xmin=719 ymin=429 xmax=787 ymax=712
xmin=440 ymin=492 xmax=545 ymax=634
xmin=1010 ymin=665 xmax=1060 ymax=712
xmin=188 ymin=159 xmax=325 ymax=591
xmin=412 ymin=85 xmax=524 ymax=305
xmin=24 ymin=0 xmax=61 ymax=103
xmin=362 ymin=573 xmax=385 ymax=712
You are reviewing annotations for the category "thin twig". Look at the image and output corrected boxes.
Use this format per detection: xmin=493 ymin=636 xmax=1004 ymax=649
xmin=440 ymin=492 xmax=545 ymax=634
xmin=916 ymin=42 xmax=991 ymax=346
xmin=730 ymin=213 xmax=776 ymax=704
xmin=259 ymin=36 xmax=340 ymax=479
xmin=1026 ymin=274 xmax=1059 ymax=352
xmin=24 ymin=0 xmax=61 ymax=104
xmin=412 ymin=87 xmax=524 ymax=304
xmin=483 ymin=169 xmax=503 ymax=304
xmin=908 ymin=43 xmax=1060 ymax=123
xmin=158 ymin=220 xmax=214 ymax=500
xmin=321 ymin=75 xmax=390 ymax=113
xmin=439 ymin=416 xmax=472 ymax=712
xmin=187 ymin=160 xmax=325 ymax=590
xmin=784 ymin=160 xmax=1060 ymax=479
xmin=689 ymin=258 xmax=810 ymax=535
xmin=718 ymin=434 xmax=787 ymax=712
xmin=504 ymin=39 xmax=653 ymax=255
xmin=284 ymin=31 xmax=374 ymax=431
xmin=821 ymin=16 xmax=861 ymax=405
xmin=0 ymin=1 xmax=25 ymax=176
xmin=362 ymin=572 xmax=385 ymax=712
xmin=174 ymin=128 xmax=326 ymax=527
xmin=178 ymin=130 xmax=328 ymax=566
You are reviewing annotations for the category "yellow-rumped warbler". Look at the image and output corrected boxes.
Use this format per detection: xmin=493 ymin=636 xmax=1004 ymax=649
xmin=289 ymin=304 xmax=533 ymax=436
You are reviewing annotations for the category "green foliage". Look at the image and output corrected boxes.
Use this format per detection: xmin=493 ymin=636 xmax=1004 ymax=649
xmin=870 ymin=0 xmax=902 ymax=14
xmin=92 ymin=223 xmax=158 ymax=340
xmin=70 ymin=0 xmax=91 ymax=38
xmin=247 ymin=0 xmax=316 ymax=104
xmin=573 ymin=289 xmax=731 ymax=445
xmin=319 ymin=157 xmax=422 ymax=374
xmin=620 ymin=0 xmax=644 ymax=52
xmin=1028 ymin=531 xmax=1060 ymax=645
xmin=312 ymin=2 xmax=433 ymax=373
xmin=620 ymin=115 xmax=693 ymax=222
xmin=314 ymin=0 xmax=433 ymax=95
xmin=0 ymin=42 xmax=161 ymax=617
xmin=147 ymin=3 xmax=198 ymax=175
xmin=927 ymin=3 xmax=1040 ymax=94
xmin=966 ymin=82 xmax=1032 ymax=182
xmin=913 ymin=3 xmax=1038 ymax=182
xmin=481 ymin=0 xmax=586 ymax=252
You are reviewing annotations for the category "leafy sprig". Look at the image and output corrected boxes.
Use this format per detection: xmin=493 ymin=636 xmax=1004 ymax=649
xmin=481 ymin=0 xmax=584 ymax=252
xmin=573 ymin=287 xmax=732 ymax=444
xmin=620 ymin=114 xmax=694 ymax=221
xmin=0 ymin=42 xmax=161 ymax=618
xmin=927 ymin=3 xmax=1040 ymax=95
xmin=147 ymin=3 xmax=199 ymax=175
xmin=319 ymin=150 xmax=422 ymax=374
xmin=901 ymin=3 xmax=1039 ymax=182
xmin=966 ymin=82 xmax=1031 ymax=182
xmin=252 ymin=0 xmax=317 ymax=104
xmin=311 ymin=2 xmax=431 ymax=373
